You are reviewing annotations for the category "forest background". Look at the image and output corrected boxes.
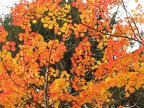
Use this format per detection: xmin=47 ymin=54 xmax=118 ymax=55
xmin=0 ymin=0 xmax=144 ymax=108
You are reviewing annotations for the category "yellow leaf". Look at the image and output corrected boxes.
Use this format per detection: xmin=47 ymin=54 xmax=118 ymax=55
xmin=131 ymin=9 xmax=134 ymax=12
xmin=32 ymin=19 xmax=37 ymax=24
xmin=106 ymin=99 xmax=110 ymax=102
xmin=58 ymin=32 xmax=61 ymax=35
xmin=135 ymin=0 xmax=138 ymax=2
xmin=125 ymin=92 xmax=130 ymax=97
xmin=54 ymin=101 xmax=60 ymax=108
xmin=97 ymin=61 xmax=101 ymax=65
xmin=44 ymin=24 xmax=48 ymax=28
xmin=48 ymin=24 xmax=53 ymax=29
xmin=141 ymin=62 xmax=144 ymax=67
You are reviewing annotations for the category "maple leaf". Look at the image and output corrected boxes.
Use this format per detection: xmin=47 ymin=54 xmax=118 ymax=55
xmin=9 ymin=41 xmax=16 ymax=47
xmin=135 ymin=0 xmax=138 ymax=3
xmin=1 ymin=0 xmax=144 ymax=107
xmin=11 ymin=47 xmax=16 ymax=51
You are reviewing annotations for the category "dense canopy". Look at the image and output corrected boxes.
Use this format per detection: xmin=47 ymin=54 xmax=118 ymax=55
xmin=0 ymin=0 xmax=144 ymax=108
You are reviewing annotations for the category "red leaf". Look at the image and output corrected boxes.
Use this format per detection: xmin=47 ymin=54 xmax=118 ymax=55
xmin=11 ymin=47 xmax=16 ymax=51
xmin=10 ymin=41 xmax=16 ymax=47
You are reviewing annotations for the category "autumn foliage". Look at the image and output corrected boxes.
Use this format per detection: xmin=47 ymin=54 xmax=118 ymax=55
xmin=0 ymin=0 xmax=144 ymax=108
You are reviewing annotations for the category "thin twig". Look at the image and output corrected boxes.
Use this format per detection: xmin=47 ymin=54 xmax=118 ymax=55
xmin=1 ymin=58 xmax=24 ymax=88
xmin=81 ymin=23 xmax=144 ymax=46
xmin=118 ymin=0 xmax=142 ymax=41
xmin=44 ymin=35 xmax=56 ymax=108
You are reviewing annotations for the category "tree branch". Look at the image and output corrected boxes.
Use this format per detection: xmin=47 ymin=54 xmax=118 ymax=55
xmin=44 ymin=35 xmax=56 ymax=108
